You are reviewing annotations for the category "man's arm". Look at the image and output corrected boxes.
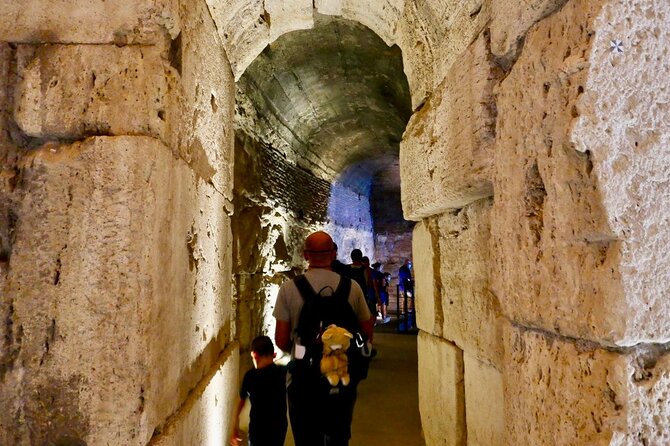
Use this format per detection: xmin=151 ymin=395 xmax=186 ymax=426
xmin=360 ymin=315 xmax=375 ymax=342
xmin=275 ymin=320 xmax=292 ymax=352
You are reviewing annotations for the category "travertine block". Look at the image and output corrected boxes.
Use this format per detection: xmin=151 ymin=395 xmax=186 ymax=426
xmin=265 ymin=0 xmax=314 ymax=41
xmin=489 ymin=0 xmax=568 ymax=57
xmin=11 ymin=0 xmax=236 ymax=201
xmin=492 ymin=0 xmax=670 ymax=345
xmin=504 ymin=323 xmax=670 ymax=445
xmin=2 ymin=136 xmax=232 ymax=445
xmin=413 ymin=220 xmax=440 ymax=337
xmin=14 ymin=44 xmax=171 ymax=140
xmin=206 ymin=0 xmax=270 ymax=79
xmin=0 ymin=0 xmax=178 ymax=44
xmin=401 ymin=34 xmax=497 ymax=220
xmin=150 ymin=346 xmax=239 ymax=446
xmin=340 ymin=0 xmax=403 ymax=46
xmin=417 ymin=331 xmax=466 ymax=446
xmin=436 ymin=199 xmax=502 ymax=366
xmin=177 ymin=0 xmax=236 ymax=201
xmin=571 ymin=0 xmax=670 ymax=344
xmin=464 ymin=352 xmax=504 ymax=446
xmin=396 ymin=0 xmax=488 ymax=108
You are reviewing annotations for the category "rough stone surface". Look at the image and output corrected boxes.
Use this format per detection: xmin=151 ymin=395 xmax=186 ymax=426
xmin=1 ymin=136 xmax=232 ymax=445
xmin=169 ymin=0 xmax=236 ymax=200
xmin=413 ymin=220 xmax=440 ymax=337
xmin=0 ymin=42 xmax=19 ymax=268
xmin=571 ymin=0 xmax=670 ymax=344
xmin=264 ymin=0 xmax=313 ymax=41
xmin=504 ymin=323 xmax=670 ymax=445
xmin=396 ymin=0 xmax=488 ymax=108
xmin=464 ymin=352 xmax=504 ymax=446
xmin=417 ymin=331 xmax=466 ymax=446
xmin=493 ymin=0 xmax=615 ymax=341
xmin=206 ymin=0 xmax=270 ymax=79
xmin=149 ymin=346 xmax=239 ymax=446
xmin=11 ymin=0 xmax=235 ymax=200
xmin=401 ymin=33 xmax=499 ymax=220
xmin=489 ymin=0 xmax=569 ymax=58
xmin=414 ymin=200 xmax=502 ymax=366
xmin=436 ymin=199 xmax=502 ymax=366
xmin=0 ymin=0 xmax=178 ymax=44
xmin=13 ymin=44 xmax=171 ymax=140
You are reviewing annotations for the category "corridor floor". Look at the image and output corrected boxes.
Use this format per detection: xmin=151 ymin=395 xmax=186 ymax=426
xmin=282 ymin=329 xmax=425 ymax=446
xmin=350 ymin=330 xmax=425 ymax=446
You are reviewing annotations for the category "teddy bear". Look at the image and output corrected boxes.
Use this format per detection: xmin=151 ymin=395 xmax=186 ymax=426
xmin=320 ymin=324 xmax=353 ymax=386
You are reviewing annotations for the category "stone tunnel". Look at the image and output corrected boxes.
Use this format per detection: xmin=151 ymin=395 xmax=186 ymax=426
xmin=1 ymin=0 xmax=669 ymax=445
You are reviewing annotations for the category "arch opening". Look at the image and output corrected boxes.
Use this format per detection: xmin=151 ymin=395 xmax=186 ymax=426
xmin=231 ymin=15 xmax=415 ymax=358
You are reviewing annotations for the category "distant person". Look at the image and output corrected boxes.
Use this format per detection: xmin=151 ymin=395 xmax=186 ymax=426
xmin=231 ymin=336 xmax=288 ymax=446
xmin=331 ymin=243 xmax=349 ymax=276
xmin=347 ymin=249 xmax=368 ymax=297
xmin=372 ymin=263 xmax=391 ymax=324
xmin=361 ymin=256 xmax=380 ymax=318
xmin=398 ymin=259 xmax=413 ymax=295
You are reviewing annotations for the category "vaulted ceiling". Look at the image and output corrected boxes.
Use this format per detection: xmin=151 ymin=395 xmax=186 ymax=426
xmin=236 ymin=15 xmax=411 ymax=198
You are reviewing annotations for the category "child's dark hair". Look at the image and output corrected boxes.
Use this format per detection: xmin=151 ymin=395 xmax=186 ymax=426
xmin=251 ymin=335 xmax=275 ymax=357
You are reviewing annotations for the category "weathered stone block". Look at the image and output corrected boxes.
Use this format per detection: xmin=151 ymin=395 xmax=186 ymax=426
xmin=571 ymin=0 xmax=670 ymax=344
xmin=418 ymin=331 xmax=466 ymax=446
xmin=340 ymin=0 xmax=403 ymax=46
xmin=206 ymin=0 xmax=270 ymax=79
xmin=149 ymin=346 xmax=239 ymax=446
xmin=414 ymin=200 xmax=502 ymax=367
xmin=401 ymin=34 xmax=498 ymax=220
xmin=396 ymin=0 xmax=488 ymax=108
xmin=0 ymin=0 xmax=178 ymax=44
xmin=176 ymin=0 xmax=236 ymax=201
xmin=436 ymin=198 xmax=502 ymax=366
xmin=504 ymin=323 xmax=670 ymax=445
xmin=2 ymin=136 xmax=232 ymax=445
xmin=492 ymin=0 xmax=670 ymax=345
xmin=14 ymin=44 xmax=171 ymax=140
xmin=11 ymin=0 xmax=236 ymax=202
xmin=489 ymin=0 xmax=568 ymax=58
xmin=464 ymin=352 xmax=504 ymax=446
xmin=265 ymin=0 xmax=313 ymax=41
xmin=413 ymin=220 xmax=440 ymax=336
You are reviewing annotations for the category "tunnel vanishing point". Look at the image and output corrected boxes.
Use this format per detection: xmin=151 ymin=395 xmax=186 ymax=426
xmin=1 ymin=1 xmax=670 ymax=445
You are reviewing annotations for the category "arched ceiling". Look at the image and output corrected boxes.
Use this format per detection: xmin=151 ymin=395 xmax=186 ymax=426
xmin=235 ymin=15 xmax=411 ymax=194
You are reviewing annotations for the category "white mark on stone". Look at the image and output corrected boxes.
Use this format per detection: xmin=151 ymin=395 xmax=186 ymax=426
xmin=610 ymin=40 xmax=624 ymax=53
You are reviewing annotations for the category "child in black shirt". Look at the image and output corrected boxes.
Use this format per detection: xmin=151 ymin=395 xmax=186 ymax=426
xmin=231 ymin=336 xmax=287 ymax=446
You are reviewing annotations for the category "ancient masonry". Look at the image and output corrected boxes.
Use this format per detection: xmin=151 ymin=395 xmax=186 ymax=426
xmin=1 ymin=1 xmax=669 ymax=445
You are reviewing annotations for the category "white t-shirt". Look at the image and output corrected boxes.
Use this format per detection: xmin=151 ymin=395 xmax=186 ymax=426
xmin=273 ymin=268 xmax=371 ymax=355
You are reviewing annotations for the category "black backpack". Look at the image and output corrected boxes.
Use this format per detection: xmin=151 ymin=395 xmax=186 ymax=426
xmin=293 ymin=275 xmax=371 ymax=382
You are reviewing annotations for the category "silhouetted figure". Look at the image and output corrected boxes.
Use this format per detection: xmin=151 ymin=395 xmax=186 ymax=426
xmin=372 ymin=263 xmax=391 ymax=324
xmin=398 ymin=259 xmax=413 ymax=294
xmin=361 ymin=256 xmax=379 ymax=318
xmin=231 ymin=336 xmax=287 ymax=446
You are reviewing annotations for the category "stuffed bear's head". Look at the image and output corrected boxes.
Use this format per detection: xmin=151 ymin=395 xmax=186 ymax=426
xmin=321 ymin=324 xmax=353 ymax=352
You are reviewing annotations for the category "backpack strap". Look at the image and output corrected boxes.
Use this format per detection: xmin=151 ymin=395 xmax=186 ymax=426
xmin=332 ymin=276 xmax=351 ymax=302
xmin=294 ymin=274 xmax=317 ymax=302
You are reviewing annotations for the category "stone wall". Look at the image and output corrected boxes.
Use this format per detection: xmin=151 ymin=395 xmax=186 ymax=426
xmin=0 ymin=0 xmax=238 ymax=444
xmin=403 ymin=0 xmax=670 ymax=444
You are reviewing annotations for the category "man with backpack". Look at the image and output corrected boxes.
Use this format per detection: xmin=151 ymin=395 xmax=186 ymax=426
xmin=274 ymin=231 xmax=374 ymax=446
